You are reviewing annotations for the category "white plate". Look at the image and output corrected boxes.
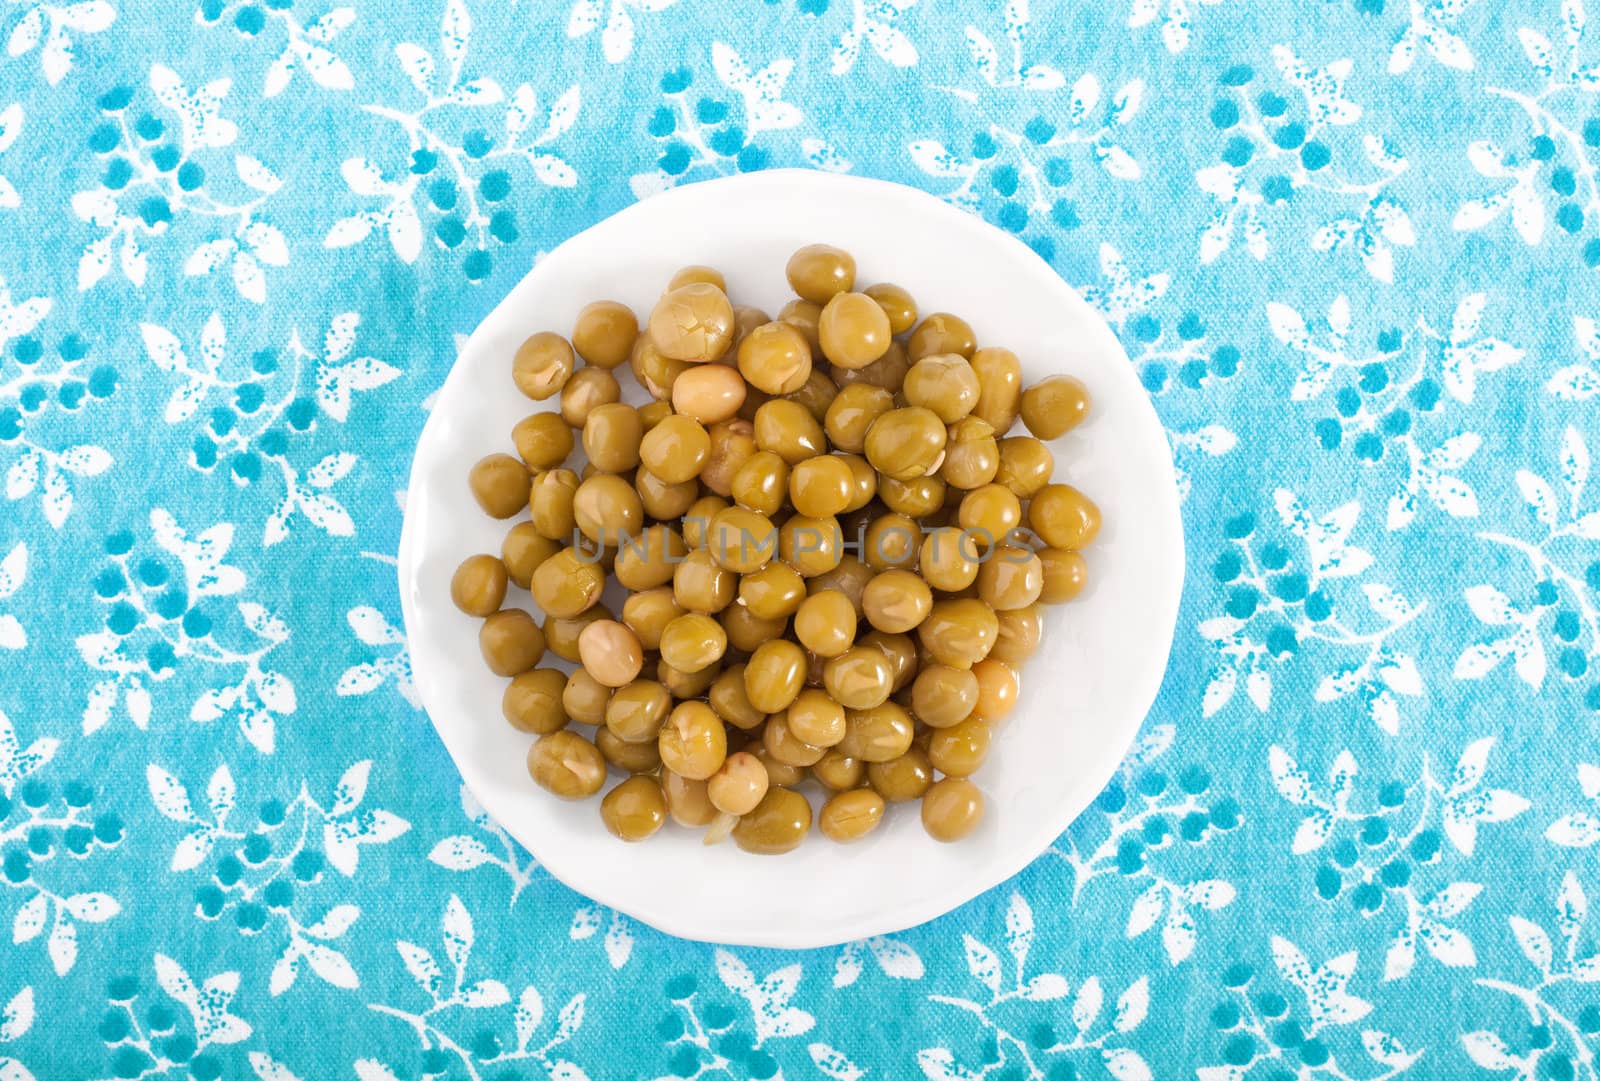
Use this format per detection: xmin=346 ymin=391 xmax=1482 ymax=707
xmin=398 ymin=169 xmax=1183 ymax=949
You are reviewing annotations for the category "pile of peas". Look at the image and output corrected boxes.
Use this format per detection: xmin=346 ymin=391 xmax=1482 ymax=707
xmin=450 ymin=245 xmax=1100 ymax=852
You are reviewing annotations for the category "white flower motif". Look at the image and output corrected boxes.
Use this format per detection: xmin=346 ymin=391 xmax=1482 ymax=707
xmin=0 ymin=985 xmax=33 ymax=1080
xmin=1 ymin=703 xmax=124 ymax=977
xmin=5 ymin=0 xmax=115 ymax=85
xmin=0 ymin=104 xmax=20 ymax=210
xmin=1127 ymin=0 xmax=1225 ymax=54
xmin=337 ymin=605 xmax=416 ymax=707
xmin=1463 ymin=873 xmax=1600 ymax=1076
xmin=909 ymin=32 xmax=1142 ymax=224
xmin=1389 ymin=0 xmax=1477 ymax=74
xmin=1198 ymin=50 xmax=1409 ymax=278
xmin=1456 ymin=3 xmax=1600 ymax=249
xmin=139 ymin=311 xmax=399 ymax=547
xmin=425 ymin=784 xmax=539 ymax=902
xmin=75 ymin=509 xmax=291 ymax=752
xmin=0 ymin=542 xmax=26 ymax=649
xmin=565 ymin=0 xmax=681 ymax=64
xmin=1078 ymin=244 xmax=1169 ymax=329
xmin=920 ymin=894 xmax=1151 ymax=1079
xmin=829 ymin=0 xmax=918 ymax=75
xmin=1202 ymin=490 xmax=1426 ymax=729
xmin=1548 ymin=316 xmax=1600 ymax=400
xmin=1546 ymin=762 xmax=1600 ymax=847
xmin=1459 ymin=427 xmax=1600 ymax=690
xmin=325 ymin=0 xmax=581 ymax=268
xmin=72 ymin=65 xmax=286 ymax=300
xmin=147 ymin=759 xmax=409 ymax=994
xmin=364 ymin=895 xmax=593 ymax=1080
xmin=1 ymin=269 xmax=112 ymax=526
xmin=258 ymin=6 xmax=356 ymax=97
xmin=1199 ymin=938 xmax=1422 ymax=1077
xmin=631 ymin=42 xmax=849 ymax=200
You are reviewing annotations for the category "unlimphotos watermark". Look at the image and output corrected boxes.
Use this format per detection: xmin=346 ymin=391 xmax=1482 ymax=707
xmin=569 ymin=517 xmax=1039 ymax=564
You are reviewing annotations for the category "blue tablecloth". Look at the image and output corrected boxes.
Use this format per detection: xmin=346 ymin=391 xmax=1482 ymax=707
xmin=1 ymin=0 xmax=1594 ymax=1077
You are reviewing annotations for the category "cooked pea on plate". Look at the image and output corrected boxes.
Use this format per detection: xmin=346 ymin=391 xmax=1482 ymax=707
xmin=399 ymin=171 xmax=1182 ymax=947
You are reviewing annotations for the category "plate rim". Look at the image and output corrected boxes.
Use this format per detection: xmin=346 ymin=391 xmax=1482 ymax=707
xmin=397 ymin=168 xmax=1186 ymax=948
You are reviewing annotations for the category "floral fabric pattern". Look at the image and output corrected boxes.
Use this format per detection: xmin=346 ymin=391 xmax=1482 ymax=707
xmin=0 ymin=0 xmax=1595 ymax=1077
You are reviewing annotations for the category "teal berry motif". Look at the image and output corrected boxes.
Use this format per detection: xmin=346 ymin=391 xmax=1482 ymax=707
xmin=919 ymin=893 xmax=1153 ymax=1080
xmin=0 ymin=708 xmax=127 ymax=976
xmin=150 ymin=759 xmax=409 ymax=992
xmin=0 ymin=296 xmax=118 ymax=526
xmin=1204 ymin=489 xmax=1423 ymax=732
xmin=1271 ymin=740 xmax=1529 ymax=978
xmin=363 ymin=895 xmax=591 ymax=1080
xmin=1199 ymin=51 xmax=1413 ymax=282
xmin=1453 ymin=26 xmax=1600 ymax=271
xmin=1462 ymin=874 xmax=1600 ymax=1078
xmin=80 ymin=508 xmax=297 ymax=752
xmin=1203 ymin=936 xmax=1416 ymax=1077
xmin=656 ymin=962 xmax=807 ymax=1080
xmin=324 ymin=4 xmax=581 ymax=279
xmin=233 ymin=5 xmax=266 ymax=34
xmin=907 ymin=33 xmax=1142 ymax=264
xmin=73 ymin=72 xmax=289 ymax=302
xmin=632 ymin=46 xmax=847 ymax=201
xmin=1306 ymin=315 xmax=1408 ymax=464
xmin=1269 ymin=292 xmax=1520 ymax=530
xmin=427 ymin=177 xmax=457 ymax=210
xmin=1075 ymin=246 xmax=1240 ymax=499
xmin=138 ymin=311 xmax=398 ymax=546
xmin=1052 ymin=731 xmax=1239 ymax=963
xmin=1079 ymin=245 xmax=1243 ymax=397
xmin=95 ymin=955 xmax=253 ymax=1080
xmin=1456 ymin=426 xmax=1600 ymax=708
